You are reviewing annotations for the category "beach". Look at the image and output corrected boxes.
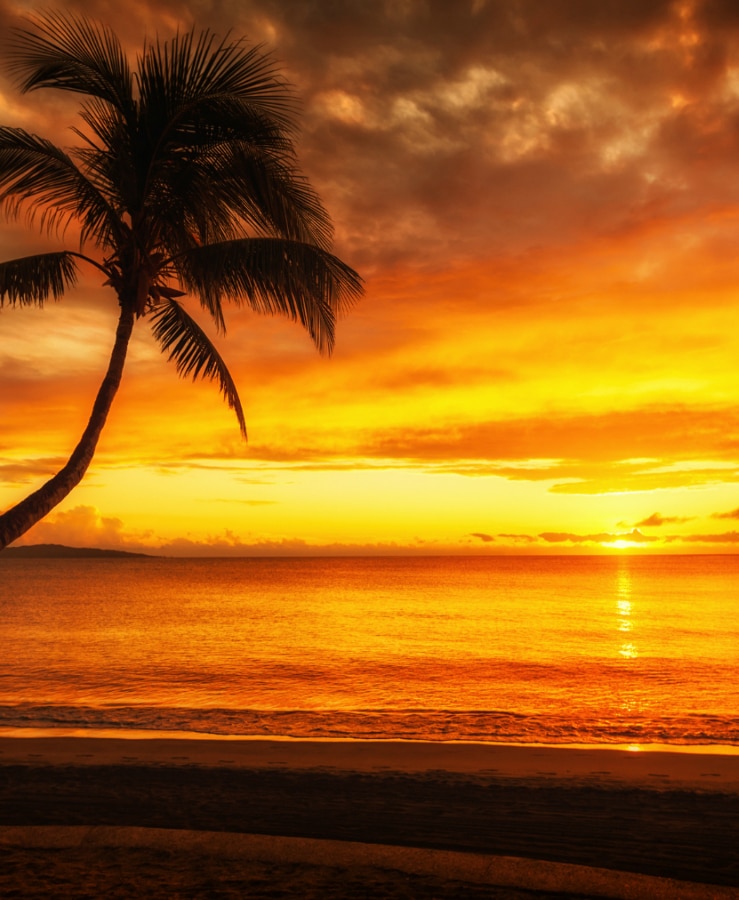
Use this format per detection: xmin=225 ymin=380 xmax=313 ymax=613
xmin=1 ymin=735 xmax=738 ymax=897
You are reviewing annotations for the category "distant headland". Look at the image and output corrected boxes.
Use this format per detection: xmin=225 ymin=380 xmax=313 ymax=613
xmin=0 ymin=543 xmax=154 ymax=559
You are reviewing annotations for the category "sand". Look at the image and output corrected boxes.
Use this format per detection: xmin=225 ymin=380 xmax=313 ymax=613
xmin=1 ymin=733 xmax=738 ymax=898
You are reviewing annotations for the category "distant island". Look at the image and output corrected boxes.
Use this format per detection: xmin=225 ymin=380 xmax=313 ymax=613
xmin=0 ymin=543 xmax=154 ymax=559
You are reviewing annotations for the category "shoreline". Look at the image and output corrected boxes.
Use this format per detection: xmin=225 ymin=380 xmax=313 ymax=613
xmin=3 ymin=724 xmax=739 ymax=751
xmin=2 ymin=732 xmax=739 ymax=791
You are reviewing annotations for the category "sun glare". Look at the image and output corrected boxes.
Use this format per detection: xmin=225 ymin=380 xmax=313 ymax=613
xmin=608 ymin=539 xmax=639 ymax=550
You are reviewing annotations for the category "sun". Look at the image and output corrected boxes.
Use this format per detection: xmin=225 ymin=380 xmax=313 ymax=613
xmin=607 ymin=539 xmax=639 ymax=550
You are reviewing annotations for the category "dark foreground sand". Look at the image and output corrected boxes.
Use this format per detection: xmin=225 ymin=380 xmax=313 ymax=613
xmin=1 ymin=735 xmax=738 ymax=898
xmin=0 ymin=839 xmax=569 ymax=899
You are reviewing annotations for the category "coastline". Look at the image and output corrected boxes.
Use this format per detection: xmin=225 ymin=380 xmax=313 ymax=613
xmin=2 ymin=733 xmax=738 ymax=896
xmin=2 ymin=731 xmax=739 ymax=790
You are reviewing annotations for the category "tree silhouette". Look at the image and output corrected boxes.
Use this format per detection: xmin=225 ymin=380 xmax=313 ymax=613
xmin=0 ymin=13 xmax=362 ymax=549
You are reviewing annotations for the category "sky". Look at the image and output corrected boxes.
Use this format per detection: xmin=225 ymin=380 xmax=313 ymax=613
xmin=2 ymin=0 xmax=739 ymax=555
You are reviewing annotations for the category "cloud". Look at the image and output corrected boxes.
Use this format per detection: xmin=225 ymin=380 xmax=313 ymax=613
xmin=678 ymin=530 xmax=739 ymax=543
xmin=0 ymin=457 xmax=67 ymax=486
xmin=359 ymin=406 xmax=739 ymax=467
xmin=282 ymin=0 xmax=739 ymax=272
xmin=539 ymin=528 xmax=657 ymax=544
xmin=712 ymin=507 xmax=739 ymax=519
xmin=373 ymin=365 xmax=515 ymax=392
xmin=14 ymin=0 xmax=699 ymax=278
xmin=14 ymin=505 xmax=135 ymax=548
xmin=12 ymin=505 xmax=739 ymax=555
xmin=12 ymin=510 xmax=496 ymax=556
xmin=6 ymin=0 xmax=739 ymax=293
xmin=635 ymin=512 xmax=694 ymax=527
xmin=80 ymin=402 xmax=739 ymax=499
xmin=152 ymin=535 xmax=451 ymax=557
xmin=497 ymin=533 xmax=537 ymax=544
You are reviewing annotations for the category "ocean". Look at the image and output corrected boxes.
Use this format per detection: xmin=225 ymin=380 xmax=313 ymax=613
xmin=1 ymin=554 xmax=737 ymax=746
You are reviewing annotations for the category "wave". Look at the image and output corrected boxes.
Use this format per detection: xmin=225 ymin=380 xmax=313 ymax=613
xmin=1 ymin=704 xmax=737 ymax=747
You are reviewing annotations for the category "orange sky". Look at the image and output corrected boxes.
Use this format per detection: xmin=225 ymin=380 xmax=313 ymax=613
xmin=2 ymin=0 xmax=739 ymax=555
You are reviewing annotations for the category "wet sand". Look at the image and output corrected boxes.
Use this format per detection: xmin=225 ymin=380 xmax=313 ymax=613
xmin=1 ymin=735 xmax=738 ymax=898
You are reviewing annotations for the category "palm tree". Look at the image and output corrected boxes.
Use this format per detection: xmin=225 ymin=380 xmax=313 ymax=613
xmin=0 ymin=13 xmax=362 ymax=550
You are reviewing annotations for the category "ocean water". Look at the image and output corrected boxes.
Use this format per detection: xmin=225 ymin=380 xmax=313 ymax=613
xmin=0 ymin=554 xmax=737 ymax=746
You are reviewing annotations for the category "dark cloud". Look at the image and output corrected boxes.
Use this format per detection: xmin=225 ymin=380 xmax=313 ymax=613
xmin=106 ymin=0 xmax=710 ymax=273
xmin=4 ymin=0 xmax=739 ymax=276
xmin=695 ymin=0 xmax=739 ymax=30
xmin=6 ymin=1 xmax=739 ymax=279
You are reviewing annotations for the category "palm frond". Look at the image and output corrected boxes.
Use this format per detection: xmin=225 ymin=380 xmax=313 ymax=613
xmin=148 ymin=143 xmax=334 ymax=255
xmin=195 ymin=143 xmax=333 ymax=247
xmin=149 ymin=298 xmax=246 ymax=437
xmin=138 ymin=30 xmax=296 ymax=129
xmin=135 ymin=32 xmax=333 ymax=245
xmin=71 ymin=100 xmax=137 ymax=217
xmin=7 ymin=11 xmax=133 ymax=114
xmin=0 ymin=251 xmax=78 ymax=306
xmin=179 ymin=239 xmax=364 ymax=354
xmin=0 ymin=126 xmax=121 ymax=246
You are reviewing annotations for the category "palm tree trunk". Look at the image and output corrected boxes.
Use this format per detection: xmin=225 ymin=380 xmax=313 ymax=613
xmin=0 ymin=304 xmax=135 ymax=550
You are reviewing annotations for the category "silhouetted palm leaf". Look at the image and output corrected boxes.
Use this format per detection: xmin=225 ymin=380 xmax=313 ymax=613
xmin=0 ymin=252 xmax=78 ymax=306
xmin=136 ymin=31 xmax=332 ymax=250
xmin=7 ymin=11 xmax=133 ymax=113
xmin=137 ymin=29 xmax=295 ymax=128
xmin=150 ymin=299 xmax=247 ymax=437
xmin=0 ymin=127 xmax=120 ymax=244
xmin=180 ymin=238 xmax=364 ymax=353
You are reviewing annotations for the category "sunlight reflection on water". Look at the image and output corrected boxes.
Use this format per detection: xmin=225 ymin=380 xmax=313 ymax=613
xmin=615 ymin=565 xmax=638 ymax=658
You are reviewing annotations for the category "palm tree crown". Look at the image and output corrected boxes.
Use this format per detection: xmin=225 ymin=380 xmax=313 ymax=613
xmin=0 ymin=12 xmax=362 ymax=549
